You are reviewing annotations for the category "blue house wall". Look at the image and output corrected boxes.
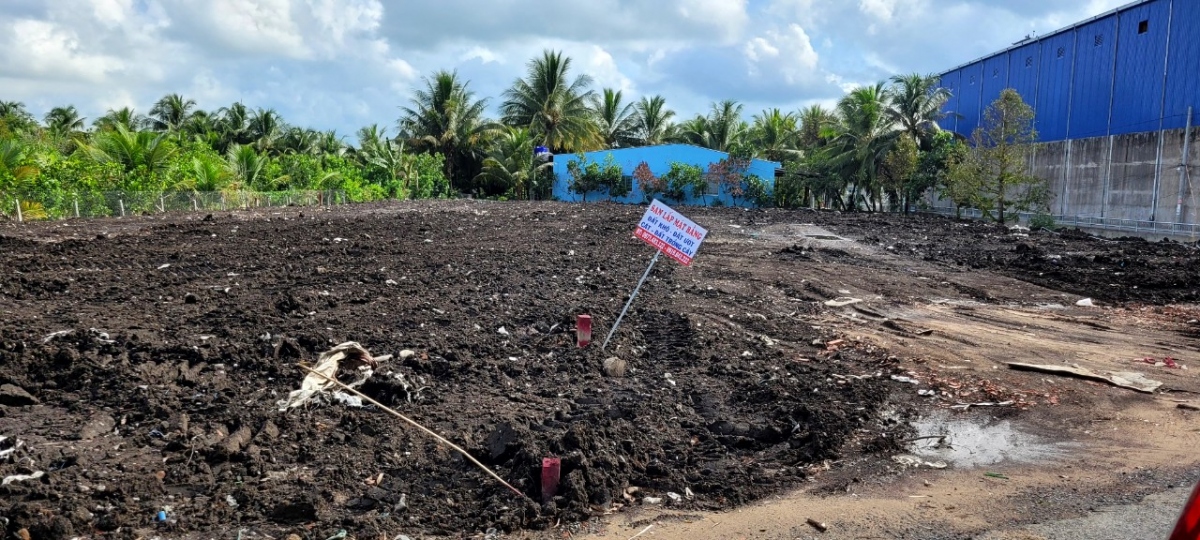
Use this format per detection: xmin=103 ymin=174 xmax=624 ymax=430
xmin=939 ymin=0 xmax=1200 ymax=142
xmin=551 ymin=144 xmax=781 ymax=207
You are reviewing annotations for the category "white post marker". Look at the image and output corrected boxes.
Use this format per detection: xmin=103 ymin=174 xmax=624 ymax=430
xmin=602 ymin=199 xmax=708 ymax=350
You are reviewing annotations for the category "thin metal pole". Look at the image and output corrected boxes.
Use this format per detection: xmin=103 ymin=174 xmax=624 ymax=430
xmin=119 ymin=199 xmax=125 ymax=218
xmin=74 ymin=198 xmax=80 ymax=218
xmin=1176 ymin=106 xmax=1193 ymax=223
xmin=15 ymin=199 xmax=22 ymax=222
xmin=602 ymin=250 xmax=662 ymax=351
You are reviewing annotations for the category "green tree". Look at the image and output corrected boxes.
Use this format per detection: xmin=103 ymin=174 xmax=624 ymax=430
xmin=476 ymin=127 xmax=550 ymax=199
xmin=946 ymin=89 xmax=1051 ymax=223
xmin=398 ymin=69 xmax=492 ymax=191
xmin=798 ymin=104 xmax=837 ymax=151
xmin=44 ymin=106 xmax=86 ymax=138
xmin=677 ymin=100 xmax=748 ymax=153
xmin=81 ymin=125 xmax=177 ymax=188
xmin=565 ymin=152 xmax=621 ymax=202
xmin=248 ymin=108 xmax=285 ymax=154
xmin=94 ymin=107 xmax=147 ymax=132
xmin=887 ymin=73 xmax=951 ymax=147
xmin=500 ymin=50 xmax=600 ymax=152
xmin=879 ymin=135 xmax=918 ymax=212
xmin=749 ymin=108 xmax=800 ymax=163
xmin=0 ymin=101 xmax=37 ymax=137
xmin=660 ymin=162 xmax=705 ymax=203
xmin=149 ymin=94 xmax=198 ymax=133
xmin=590 ymin=88 xmax=637 ymax=148
xmin=632 ymin=95 xmax=676 ymax=146
xmin=826 ymin=83 xmax=900 ymax=211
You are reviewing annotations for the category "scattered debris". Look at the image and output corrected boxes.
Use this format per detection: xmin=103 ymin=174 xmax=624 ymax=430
xmin=950 ymin=400 xmax=1015 ymax=411
xmin=41 ymin=330 xmax=73 ymax=343
xmin=627 ymin=524 xmax=655 ymax=540
xmin=806 ymin=517 xmax=829 ymax=532
xmin=1137 ymin=357 xmax=1182 ymax=369
xmin=497 ymin=326 xmax=510 ymax=336
xmin=602 ymin=357 xmax=628 ymax=378
xmin=890 ymin=375 xmax=919 ymax=385
xmin=277 ymin=342 xmax=377 ymax=410
xmin=225 ymin=494 xmax=239 ymax=508
xmin=666 ymin=492 xmax=683 ymax=503
xmin=985 ymin=472 xmax=1010 ymax=480
xmin=1007 ymin=362 xmax=1162 ymax=393
xmin=297 ymin=364 xmax=529 ymax=501
xmin=541 ymin=458 xmax=560 ymax=503
xmin=892 ymin=455 xmax=948 ymax=469
xmin=2 ymin=471 xmax=44 ymax=485
xmin=1179 ymin=403 xmax=1200 ymax=412
xmin=642 ymin=496 xmax=663 ymax=505
xmin=1076 ymin=298 xmax=1095 ymax=307
xmin=825 ymin=297 xmax=862 ymax=307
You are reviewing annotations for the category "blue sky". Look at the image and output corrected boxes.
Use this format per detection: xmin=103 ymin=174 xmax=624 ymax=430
xmin=0 ymin=0 xmax=1129 ymax=137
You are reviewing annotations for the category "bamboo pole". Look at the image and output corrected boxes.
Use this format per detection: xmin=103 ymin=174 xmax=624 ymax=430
xmin=297 ymin=364 xmax=530 ymax=501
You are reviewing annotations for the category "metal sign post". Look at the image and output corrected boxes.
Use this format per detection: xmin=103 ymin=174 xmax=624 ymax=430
xmin=601 ymin=199 xmax=708 ymax=350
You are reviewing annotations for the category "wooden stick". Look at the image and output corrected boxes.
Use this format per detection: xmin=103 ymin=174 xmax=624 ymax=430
xmin=297 ymin=364 xmax=530 ymax=501
xmin=627 ymin=524 xmax=654 ymax=540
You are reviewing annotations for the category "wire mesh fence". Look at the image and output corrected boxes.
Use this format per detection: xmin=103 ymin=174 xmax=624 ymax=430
xmin=921 ymin=206 xmax=1200 ymax=239
xmin=4 ymin=190 xmax=346 ymax=222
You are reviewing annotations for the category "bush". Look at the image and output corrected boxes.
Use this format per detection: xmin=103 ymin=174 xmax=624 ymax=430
xmin=1029 ymin=214 xmax=1056 ymax=231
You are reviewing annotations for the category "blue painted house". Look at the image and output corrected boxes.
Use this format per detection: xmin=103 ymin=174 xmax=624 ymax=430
xmin=551 ymin=144 xmax=781 ymax=207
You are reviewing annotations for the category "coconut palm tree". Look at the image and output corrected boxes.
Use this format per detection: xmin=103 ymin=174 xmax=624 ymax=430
xmin=0 ymin=101 xmax=36 ymax=136
xmin=248 ymin=108 xmax=284 ymax=154
xmin=398 ymin=69 xmax=492 ymax=189
xmin=279 ymin=127 xmax=320 ymax=155
xmin=317 ymin=130 xmax=346 ymax=157
xmin=94 ymin=107 xmax=147 ymax=132
xmin=500 ymin=50 xmax=599 ymax=152
xmin=798 ymin=104 xmax=838 ymax=150
xmin=631 ymin=95 xmax=676 ymax=146
xmin=149 ymin=94 xmax=198 ymax=133
xmin=590 ymin=88 xmax=637 ymax=148
xmin=226 ymin=144 xmax=267 ymax=189
xmin=887 ymin=73 xmax=951 ymax=146
xmin=0 ymin=139 xmax=38 ymax=185
xmin=825 ymin=83 xmax=901 ymax=210
xmin=44 ymin=106 xmax=86 ymax=138
xmin=180 ymin=154 xmax=232 ymax=192
xmin=82 ymin=125 xmax=177 ymax=179
xmin=474 ymin=126 xmax=551 ymax=199
xmin=215 ymin=102 xmax=251 ymax=152
xmin=677 ymin=100 xmax=748 ymax=153
xmin=749 ymin=108 xmax=801 ymax=163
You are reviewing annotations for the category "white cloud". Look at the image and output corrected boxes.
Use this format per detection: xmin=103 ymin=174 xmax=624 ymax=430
xmin=0 ymin=19 xmax=126 ymax=82
xmin=744 ymin=24 xmax=820 ymax=84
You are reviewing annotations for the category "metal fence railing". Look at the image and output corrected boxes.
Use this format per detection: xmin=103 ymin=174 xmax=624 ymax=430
xmin=4 ymin=190 xmax=346 ymax=222
xmin=921 ymin=206 xmax=1200 ymax=238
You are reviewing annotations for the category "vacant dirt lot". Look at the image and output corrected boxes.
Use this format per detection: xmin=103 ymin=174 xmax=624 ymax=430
xmin=1 ymin=201 xmax=1198 ymax=539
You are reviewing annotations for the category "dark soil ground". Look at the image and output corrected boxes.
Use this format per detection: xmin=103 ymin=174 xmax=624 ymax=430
xmin=0 ymin=201 xmax=1197 ymax=539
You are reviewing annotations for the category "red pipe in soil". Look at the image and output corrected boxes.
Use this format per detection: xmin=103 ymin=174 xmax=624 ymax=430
xmin=1169 ymin=480 xmax=1200 ymax=540
xmin=576 ymin=315 xmax=592 ymax=347
xmin=541 ymin=458 xmax=561 ymax=503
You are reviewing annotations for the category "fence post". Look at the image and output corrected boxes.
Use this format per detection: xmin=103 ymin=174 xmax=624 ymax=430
xmin=220 ymin=193 xmax=226 ymax=211
xmin=74 ymin=198 xmax=80 ymax=218
xmin=193 ymin=198 xmax=199 ymax=211
xmin=119 ymin=199 xmax=125 ymax=217
xmin=159 ymin=195 xmax=165 ymax=213
xmin=15 ymin=199 xmax=22 ymax=222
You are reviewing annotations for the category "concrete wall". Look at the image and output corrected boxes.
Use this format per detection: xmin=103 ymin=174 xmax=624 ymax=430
xmin=930 ymin=125 xmax=1200 ymax=236
xmin=551 ymin=144 xmax=780 ymax=207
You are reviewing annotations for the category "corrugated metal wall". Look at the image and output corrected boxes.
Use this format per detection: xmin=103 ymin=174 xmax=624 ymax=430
xmin=939 ymin=0 xmax=1200 ymax=142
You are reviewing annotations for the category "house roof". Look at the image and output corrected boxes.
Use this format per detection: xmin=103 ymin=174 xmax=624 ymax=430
xmin=569 ymin=144 xmax=783 ymax=169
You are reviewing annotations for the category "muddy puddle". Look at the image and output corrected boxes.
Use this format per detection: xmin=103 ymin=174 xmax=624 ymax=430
xmin=908 ymin=411 xmax=1078 ymax=468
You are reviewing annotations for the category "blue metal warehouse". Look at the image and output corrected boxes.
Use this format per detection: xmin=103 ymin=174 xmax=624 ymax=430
xmin=938 ymin=0 xmax=1200 ymax=142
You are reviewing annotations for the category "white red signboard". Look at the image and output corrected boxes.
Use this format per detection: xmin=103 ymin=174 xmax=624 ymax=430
xmin=634 ymin=199 xmax=708 ymax=266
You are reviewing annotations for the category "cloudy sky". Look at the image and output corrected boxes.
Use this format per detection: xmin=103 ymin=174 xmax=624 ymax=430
xmin=0 ymin=0 xmax=1129 ymax=136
